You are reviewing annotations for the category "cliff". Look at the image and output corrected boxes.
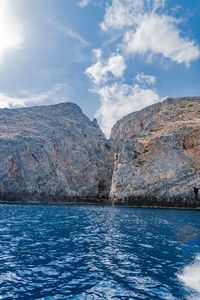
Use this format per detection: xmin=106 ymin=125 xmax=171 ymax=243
xmin=1 ymin=97 xmax=200 ymax=207
xmin=110 ymin=97 xmax=200 ymax=207
xmin=0 ymin=103 xmax=113 ymax=203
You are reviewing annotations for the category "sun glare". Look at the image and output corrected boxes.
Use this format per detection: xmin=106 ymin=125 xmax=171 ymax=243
xmin=0 ymin=0 xmax=23 ymax=61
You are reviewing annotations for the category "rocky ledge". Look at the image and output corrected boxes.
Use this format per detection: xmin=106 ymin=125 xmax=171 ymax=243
xmin=1 ymin=97 xmax=200 ymax=207
xmin=110 ymin=97 xmax=200 ymax=207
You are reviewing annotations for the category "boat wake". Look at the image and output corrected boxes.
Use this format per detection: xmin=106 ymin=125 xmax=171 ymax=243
xmin=178 ymin=255 xmax=200 ymax=299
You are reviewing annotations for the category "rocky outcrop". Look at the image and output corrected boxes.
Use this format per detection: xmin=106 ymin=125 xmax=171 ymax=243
xmin=110 ymin=97 xmax=200 ymax=207
xmin=0 ymin=103 xmax=113 ymax=203
xmin=1 ymin=97 xmax=200 ymax=207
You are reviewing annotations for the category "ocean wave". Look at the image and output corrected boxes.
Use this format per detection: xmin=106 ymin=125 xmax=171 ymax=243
xmin=178 ymin=255 xmax=200 ymax=298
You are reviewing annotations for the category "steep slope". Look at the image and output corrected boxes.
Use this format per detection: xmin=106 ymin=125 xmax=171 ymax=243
xmin=0 ymin=102 xmax=113 ymax=203
xmin=110 ymin=97 xmax=200 ymax=207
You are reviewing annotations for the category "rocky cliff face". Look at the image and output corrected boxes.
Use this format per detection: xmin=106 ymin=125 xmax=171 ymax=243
xmin=1 ymin=97 xmax=200 ymax=207
xmin=0 ymin=103 xmax=113 ymax=203
xmin=110 ymin=97 xmax=200 ymax=207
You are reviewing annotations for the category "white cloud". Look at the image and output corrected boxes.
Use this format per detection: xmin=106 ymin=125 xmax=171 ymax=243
xmin=100 ymin=0 xmax=166 ymax=31
xmin=101 ymin=0 xmax=200 ymax=65
xmin=135 ymin=72 xmax=156 ymax=85
xmin=123 ymin=14 xmax=200 ymax=65
xmin=152 ymin=0 xmax=166 ymax=13
xmin=79 ymin=0 xmax=91 ymax=7
xmin=65 ymin=29 xmax=88 ymax=46
xmin=85 ymin=48 xmax=159 ymax=136
xmin=50 ymin=21 xmax=91 ymax=63
xmin=101 ymin=0 xmax=143 ymax=31
xmin=0 ymin=84 xmax=71 ymax=109
xmin=51 ymin=21 xmax=90 ymax=47
xmin=85 ymin=50 xmax=126 ymax=84
xmin=85 ymin=0 xmax=200 ymax=136
xmin=78 ymin=0 xmax=104 ymax=7
xmin=61 ymin=26 xmax=90 ymax=47
xmin=94 ymin=82 xmax=160 ymax=137
xmin=0 ymin=0 xmax=23 ymax=64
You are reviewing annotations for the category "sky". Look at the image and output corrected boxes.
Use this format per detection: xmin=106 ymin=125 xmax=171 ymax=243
xmin=0 ymin=0 xmax=200 ymax=136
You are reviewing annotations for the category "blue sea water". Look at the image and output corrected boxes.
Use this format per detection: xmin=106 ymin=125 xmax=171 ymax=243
xmin=0 ymin=205 xmax=200 ymax=299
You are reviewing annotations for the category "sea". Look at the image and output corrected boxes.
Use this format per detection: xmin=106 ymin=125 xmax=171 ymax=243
xmin=0 ymin=204 xmax=199 ymax=299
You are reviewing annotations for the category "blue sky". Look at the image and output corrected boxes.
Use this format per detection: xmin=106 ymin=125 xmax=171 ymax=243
xmin=0 ymin=0 xmax=200 ymax=136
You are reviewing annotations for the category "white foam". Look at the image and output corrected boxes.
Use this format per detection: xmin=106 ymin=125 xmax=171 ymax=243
xmin=178 ymin=255 xmax=200 ymax=294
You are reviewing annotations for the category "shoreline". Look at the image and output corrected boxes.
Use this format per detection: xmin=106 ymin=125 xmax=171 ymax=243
xmin=0 ymin=199 xmax=200 ymax=210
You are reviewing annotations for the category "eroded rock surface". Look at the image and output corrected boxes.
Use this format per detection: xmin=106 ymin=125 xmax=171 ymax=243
xmin=0 ymin=103 xmax=113 ymax=203
xmin=1 ymin=97 xmax=200 ymax=207
xmin=110 ymin=97 xmax=200 ymax=207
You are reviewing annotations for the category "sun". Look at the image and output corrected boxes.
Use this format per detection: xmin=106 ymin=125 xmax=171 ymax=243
xmin=0 ymin=0 xmax=23 ymax=62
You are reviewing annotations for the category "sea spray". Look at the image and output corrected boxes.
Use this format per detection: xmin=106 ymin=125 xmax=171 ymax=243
xmin=178 ymin=255 xmax=200 ymax=298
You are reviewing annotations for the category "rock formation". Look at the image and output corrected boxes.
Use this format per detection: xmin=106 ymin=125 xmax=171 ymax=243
xmin=110 ymin=97 xmax=200 ymax=207
xmin=1 ymin=97 xmax=200 ymax=207
xmin=0 ymin=103 xmax=113 ymax=203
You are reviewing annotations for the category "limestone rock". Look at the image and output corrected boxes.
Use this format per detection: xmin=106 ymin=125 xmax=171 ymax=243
xmin=1 ymin=97 xmax=200 ymax=207
xmin=0 ymin=102 xmax=113 ymax=203
xmin=110 ymin=97 xmax=200 ymax=206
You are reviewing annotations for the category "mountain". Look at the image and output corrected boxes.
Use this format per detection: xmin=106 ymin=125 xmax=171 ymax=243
xmin=110 ymin=97 xmax=200 ymax=207
xmin=0 ymin=103 xmax=113 ymax=203
xmin=1 ymin=97 xmax=200 ymax=207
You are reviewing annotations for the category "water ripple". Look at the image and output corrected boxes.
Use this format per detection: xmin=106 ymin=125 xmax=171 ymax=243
xmin=0 ymin=204 xmax=200 ymax=299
